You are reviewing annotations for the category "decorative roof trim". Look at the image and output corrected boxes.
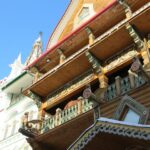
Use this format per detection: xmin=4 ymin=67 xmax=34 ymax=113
xmin=114 ymin=95 xmax=149 ymax=124
xmin=68 ymin=117 xmax=150 ymax=150
xmin=1 ymin=71 xmax=28 ymax=91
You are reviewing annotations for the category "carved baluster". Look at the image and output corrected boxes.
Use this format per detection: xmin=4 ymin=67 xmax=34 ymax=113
xmin=128 ymin=70 xmax=135 ymax=89
xmin=61 ymin=110 xmax=65 ymax=124
xmin=98 ymin=74 xmax=108 ymax=100
xmin=55 ymin=108 xmax=62 ymax=126
xmin=141 ymin=38 xmax=150 ymax=65
xmin=82 ymin=100 xmax=85 ymax=113
xmin=115 ymin=76 xmax=121 ymax=95
xmin=74 ymin=105 xmax=77 ymax=118
xmin=70 ymin=107 xmax=73 ymax=119
xmin=77 ymin=97 xmax=83 ymax=115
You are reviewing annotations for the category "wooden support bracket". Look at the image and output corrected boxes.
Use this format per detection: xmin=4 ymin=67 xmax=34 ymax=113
xmin=118 ymin=0 xmax=132 ymax=19
xmin=85 ymin=27 xmax=95 ymax=46
xmin=85 ymin=51 xmax=102 ymax=74
xmin=126 ymin=23 xmax=144 ymax=50
xmin=57 ymin=48 xmax=66 ymax=64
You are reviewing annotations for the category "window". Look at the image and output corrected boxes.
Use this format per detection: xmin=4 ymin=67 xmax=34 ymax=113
xmin=114 ymin=95 xmax=149 ymax=124
xmin=74 ymin=4 xmax=95 ymax=28
xmin=123 ymin=109 xmax=140 ymax=123
xmin=78 ymin=7 xmax=90 ymax=24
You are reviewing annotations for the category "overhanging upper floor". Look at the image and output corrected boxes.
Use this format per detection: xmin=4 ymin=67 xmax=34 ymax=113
xmin=23 ymin=4 xmax=150 ymax=99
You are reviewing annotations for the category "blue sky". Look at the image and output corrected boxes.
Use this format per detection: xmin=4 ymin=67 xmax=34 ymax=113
xmin=0 ymin=0 xmax=70 ymax=79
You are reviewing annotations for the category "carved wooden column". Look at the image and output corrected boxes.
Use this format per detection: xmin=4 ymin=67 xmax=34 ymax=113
xmin=115 ymin=76 xmax=121 ymax=95
xmin=97 ymin=74 xmax=108 ymax=99
xmin=141 ymin=38 xmax=150 ymax=65
xmin=85 ymin=27 xmax=95 ymax=46
xmin=55 ymin=108 xmax=62 ymax=126
xmin=128 ymin=70 xmax=135 ymax=89
xmin=77 ymin=97 xmax=83 ymax=115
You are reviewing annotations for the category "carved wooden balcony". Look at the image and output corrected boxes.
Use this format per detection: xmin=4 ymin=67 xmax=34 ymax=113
xmin=41 ymin=99 xmax=93 ymax=134
xmin=25 ymin=73 xmax=146 ymax=135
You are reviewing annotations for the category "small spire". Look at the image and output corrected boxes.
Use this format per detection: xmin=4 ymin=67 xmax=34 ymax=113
xmin=35 ymin=32 xmax=43 ymax=43
xmin=25 ymin=32 xmax=43 ymax=66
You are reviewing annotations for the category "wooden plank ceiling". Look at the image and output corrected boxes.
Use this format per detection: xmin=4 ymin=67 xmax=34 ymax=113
xmin=23 ymin=6 xmax=150 ymax=99
xmin=31 ymin=0 xmax=148 ymax=73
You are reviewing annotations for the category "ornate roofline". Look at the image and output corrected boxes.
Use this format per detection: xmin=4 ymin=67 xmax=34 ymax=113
xmin=68 ymin=117 xmax=150 ymax=150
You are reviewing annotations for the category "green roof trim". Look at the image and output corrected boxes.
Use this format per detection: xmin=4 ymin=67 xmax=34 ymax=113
xmin=1 ymin=71 xmax=33 ymax=91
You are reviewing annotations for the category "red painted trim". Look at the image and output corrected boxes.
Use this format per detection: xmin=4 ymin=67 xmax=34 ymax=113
xmin=25 ymin=0 xmax=117 ymax=70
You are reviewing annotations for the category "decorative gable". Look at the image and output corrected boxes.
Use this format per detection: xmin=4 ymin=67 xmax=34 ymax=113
xmin=47 ymin=0 xmax=111 ymax=49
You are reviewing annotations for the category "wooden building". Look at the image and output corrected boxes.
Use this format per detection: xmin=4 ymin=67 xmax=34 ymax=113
xmin=19 ymin=0 xmax=150 ymax=149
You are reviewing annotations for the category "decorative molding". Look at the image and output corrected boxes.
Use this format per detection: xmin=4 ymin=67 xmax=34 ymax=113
xmin=85 ymin=51 xmax=101 ymax=74
xmin=68 ymin=118 xmax=150 ymax=150
xmin=105 ymin=48 xmax=138 ymax=71
xmin=114 ymin=95 xmax=149 ymax=124
xmin=126 ymin=24 xmax=144 ymax=49
xmin=46 ymin=70 xmax=94 ymax=105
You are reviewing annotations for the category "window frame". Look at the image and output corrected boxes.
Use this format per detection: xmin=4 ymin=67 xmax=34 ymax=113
xmin=73 ymin=3 xmax=95 ymax=28
xmin=114 ymin=95 xmax=149 ymax=124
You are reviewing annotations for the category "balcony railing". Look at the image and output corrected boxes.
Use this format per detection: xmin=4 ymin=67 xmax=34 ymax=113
xmin=40 ymin=74 xmax=146 ymax=134
xmin=23 ymin=73 xmax=146 ymax=135
xmin=106 ymin=74 xmax=146 ymax=101
xmin=41 ymin=99 xmax=93 ymax=133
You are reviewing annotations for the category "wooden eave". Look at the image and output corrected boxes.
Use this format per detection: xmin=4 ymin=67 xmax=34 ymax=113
xmin=27 ymin=111 xmax=150 ymax=150
xmin=24 ymin=5 xmax=150 ymax=99
xmin=28 ymin=0 xmax=148 ymax=74
xmin=26 ymin=85 xmax=150 ymax=150
xmin=28 ymin=110 xmax=94 ymax=150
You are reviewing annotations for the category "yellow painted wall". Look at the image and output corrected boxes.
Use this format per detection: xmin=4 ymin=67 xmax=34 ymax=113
xmin=59 ymin=0 xmax=113 ymax=41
